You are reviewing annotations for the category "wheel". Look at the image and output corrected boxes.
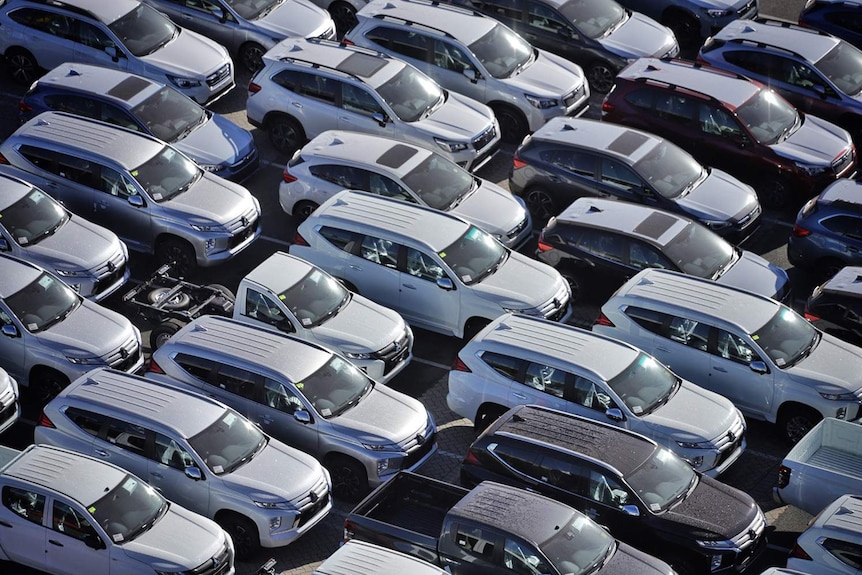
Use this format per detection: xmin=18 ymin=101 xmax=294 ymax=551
xmin=663 ymin=11 xmax=700 ymax=50
xmin=587 ymin=61 xmax=616 ymax=94
xmin=492 ymin=105 xmax=528 ymax=145
xmin=293 ymin=200 xmax=320 ymax=222
xmin=778 ymin=406 xmax=822 ymax=444
xmin=267 ymin=115 xmax=306 ymax=155
xmin=156 ymin=237 xmax=196 ymax=278
xmin=560 ymin=269 xmax=584 ymax=304
xmin=329 ymin=1 xmax=358 ymax=38
xmin=524 ymin=187 xmax=557 ymax=222
xmin=326 ymin=455 xmax=368 ymax=501
xmin=239 ymin=42 xmax=266 ymax=73
xmin=6 ymin=48 xmax=39 ymax=85
xmin=205 ymin=283 xmax=235 ymax=303
xmin=218 ymin=513 xmax=260 ymax=559
xmin=463 ymin=318 xmax=490 ymax=342
xmin=150 ymin=319 xmax=186 ymax=351
xmin=759 ymin=176 xmax=793 ymax=209
xmin=26 ymin=368 xmax=69 ymax=418
xmin=146 ymin=287 xmax=192 ymax=311
xmin=474 ymin=404 xmax=507 ymax=432
xmin=816 ymin=257 xmax=846 ymax=281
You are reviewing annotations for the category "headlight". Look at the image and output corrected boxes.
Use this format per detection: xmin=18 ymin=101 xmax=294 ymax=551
xmin=434 ymin=138 xmax=469 ymax=153
xmin=502 ymin=306 xmax=544 ymax=317
xmin=54 ymin=269 xmax=88 ymax=278
xmin=199 ymin=163 xmax=226 ymax=173
xmin=676 ymin=440 xmax=713 ymax=449
xmin=696 ymin=539 xmax=736 ymax=550
xmin=820 ymin=390 xmax=858 ymax=401
xmin=706 ymin=8 xmax=732 ymax=17
xmin=701 ymin=219 xmax=732 ymax=231
xmin=377 ymin=456 xmax=404 ymax=475
xmin=253 ymin=500 xmax=294 ymax=510
xmin=361 ymin=443 xmax=399 ymax=451
xmin=525 ymin=93 xmax=558 ymax=109
xmin=166 ymin=74 xmax=202 ymax=89
xmin=343 ymin=350 xmax=374 ymax=360
xmin=66 ymin=356 xmax=105 ymax=366
xmin=794 ymin=161 xmax=829 ymax=176
xmin=190 ymin=223 xmax=217 ymax=232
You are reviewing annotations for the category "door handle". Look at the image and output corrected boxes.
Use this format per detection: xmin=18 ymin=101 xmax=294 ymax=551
xmin=349 ymin=265 xmax=362 ymax=271
xmin=441 ymin=557 xmax=460 ymax=566
xmin=655 ymin=346 xmax=670 ymax=353
xmin=95 ymin=449 xmax=108 ymax=457
xmin=340 ymin=117 xmax=351 ymax=123
xmin=713 ymin=366 xmax=728 ymax=373
xmin=512 ymin=392 xmax=528 ymax=400
xmin=150 ymin=471 xmax=163 ymax=479
xmin=49 ymin=540 xmax=64 ymax=547
xmin=291 ymin=102 xmax=303 ymax=109
xmin=0 ymin=520 xmax=11 ymax=528
xmin=548 ymin=175 xmax=561 ymax=182
xmin=402 ymin=283 xmax=417 ymax=290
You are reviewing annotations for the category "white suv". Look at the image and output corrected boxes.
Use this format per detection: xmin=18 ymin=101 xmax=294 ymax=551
xmin=289 ymin=190 xmax=571 ymax=339
xmin=593 ymin=268 xmax=862 ymax=443
xmin=788 ymin=494 xmax=862 ymax=575
xmin=282 ymin=130 xmax=531 ymax=247
xmin=246 ymin=37 xmax=501 ymax=168
xmin=345 ymin=0 xmax=589 ymax=143
xmin=447 ymin=313 xmax=746 ymax=476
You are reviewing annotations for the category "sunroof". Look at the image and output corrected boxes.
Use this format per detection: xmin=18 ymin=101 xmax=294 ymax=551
xmin=337 ymin=53 xmax=387 ymax=78
xmin=106 ymin=76 xmax=152 ymax=101
xmin=377 ymin=144 xmax=418 ymax=168
xmin=632 ymin=211 xmax=678 ymax=239
xmin=606 ymin=130 xmax=649 ymax=156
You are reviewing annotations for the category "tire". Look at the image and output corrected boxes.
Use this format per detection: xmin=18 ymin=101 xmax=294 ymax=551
xmin=474 ymin=404 xmax=507 ymax=432
xmin=816 ymin=257 xmax=846 ymax=281
xmin=26 ymin=368 xmax=69 ymax=417
xmin=6 ymin=48 xmax=39 ymax=85
xmin=267 ymin=115 xmax=306 ymax=155
xmin=463 ymin=318 xmax=490 ymax=343
xmin=663 ymin=11 xmax=700 ymax=50
xmin=524 ymin=187 xmax=557 ymax=222
xmin=560 ymin=269 xmax=584 ymax=304
xmin=759 ymin=176 xmax=793 ymax=210
xmin=492 ymin=105 xmax=528 ymax=145
xmin=239 ymin=42 xmax=266 ymax=73
xmin=218 ymin=513 xmax=260 ymax=559
xmin=329 ymin=1 xmax=358 ymax=38
xmin=156 ymin=237 xmax=196 ymax=278
xmin=146 ymin=287 xmax=192 ymax=311
xmin=150 ymin=319 xmax=186 ymax=351
xmin=778 ymin=405 xmax=822 ymax=444
xmin=293 ymin=200 xmax=320 ymax=222
xmin=326 ymin=455 xmax=368 ymax=501
xmin=587 ymin=61 xmax=616 ymax=94
xmin=205 ymin=283 xmax=236 ymax=303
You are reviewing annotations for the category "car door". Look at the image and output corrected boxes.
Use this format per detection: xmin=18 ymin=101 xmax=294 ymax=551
xmin=564 ymin=374 xmax=623 ymax=423
xmin=94 ymin=418 xmax=150 ymax=480
xmin=71 ymin=19 xmax=130 ymax=71
xmin=337 ymin=82 xmax=399 ymax=139
xmin=91 ymin=165 xmax=153 ymax=253
xmin=147 ymin=432 xmax=208 ymax=515
xmin=0 ymin=485 xmax=48 ymax=571
xmin=510 ymin=360 xmax=570 ymax=412
xmin=523 ymin=0 xmax=583 ymax=62
xmin=171 ymin=354 xmax=258 ymax=423
xmin=14 ymin=146 xmax=96 ymax=217
xmin=344 ymin=234 xmax=403 ymax=312
xmin=0 ymin=305 xmax=28 ymax=384
xmin=710 ymin=328 xmax=774 ymax=418
xmin=156 ymin=0 xmax=238 ymax=51
xmin=45 ymin=498 xmax=110 ymax=575
xmin=537 ymin=147 xmax=600 ymax=203
xmin=246 ymin=376 xmax=320 ymax=457
xmin=819 ymin=215 xmax=862 ymax=266
xmin=569 ymin=228 xmax=631 ymax=288
xmin=431 ymin=38 xmax=487 ymax=104
xmin=400 ymin=246 xmax=461 ymax=333
xmin=693 ymin=101 xmax=762 ymax=181
xmin=275 ymin=70 xmax=339 ymax=139
xmin=19 ymin=10 xmax=78 ymax=71
xmin=649 ymin=315 xmax=713 ymax=385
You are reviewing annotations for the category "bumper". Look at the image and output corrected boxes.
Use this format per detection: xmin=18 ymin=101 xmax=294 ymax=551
xmin=354 ymin=350 xmax=413 ymax=385
xmin=196 ymin=223 xmax=262 ymax=267
xmin=86 ymin=265 xmax=131 ymax=304
xmin=525 ymin=89 xmax=590 ymax=132
xmin=702 ymin=437 xmax=747 ymax=478
xmin=257 ymin=497 xmax=333 ymax=548
xmin=369 ymin=441 xmax=439 ymax=489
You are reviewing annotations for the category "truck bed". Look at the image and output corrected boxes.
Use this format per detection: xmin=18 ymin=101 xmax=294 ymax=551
xmin=808 ymin=445 xmax=862 ymax=478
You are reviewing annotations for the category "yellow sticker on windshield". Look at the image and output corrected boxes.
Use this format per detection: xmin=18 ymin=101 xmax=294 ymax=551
xmin=88 ymin=506 xmax=96 ymax=513
xmin=439 ymin=252 xmax=446 ymax=258
xmin=278 ymin=294 xmax=286 ymax=300
xmin=131 ymin=170 xmax=138 ymax=177
xmin=752 ymin=335 xmax=759 ymax=340
xmin=296 ymin=382 xmax=303 ymax=390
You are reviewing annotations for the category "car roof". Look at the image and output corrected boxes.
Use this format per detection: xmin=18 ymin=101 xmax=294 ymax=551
xmin=302 ymin=130 xmax=431 ymax=177
xmin=712 ymin=18 xmax=839 ymax=64
xmin=315 ymin=540 xmax=447 ymax=575
xmin=1 ymin=444 xmax=127 ymax=506
xmin=243 ymin=251 xmax=316 ymax=295
xmin=358 ymin=0 xmax=497 ymax=45
xmin=59 ymin=368 xmax=227 ymax=439
xmin=617 ymin=58 xmax=761 ymax=110
xmin=818 ymin=178 xmax=862 ymax=206
xmin=531 ymin=117 xmax=663 ymax=164
xmin=614 ymin=268 xmax=778 ymax=330
xmin=492 ymin=405 xmax=658 ymax=477
xmin=0 ymin=169 xmax=37 ymax=211
xmin=311 ymin=190 xmax=470 ymax=251
xmin=822 ymin=266 xmax=862 ymax=296
xmin=35 ymin=63 xmax=163 ymax=108
xmin=0 ymin=254 xmax=45 ymax=299
xmin=263 ymin=38 xmax=401 ymax=87
xmin=21 ymin=0 xmax=139 ymax=24
xmin=13 ymin=111 xmax=163 ymax=169
xmin=815 ymin=494 xmax=862 ymax=537
xmin=554 ymin=198 xmax=690 ymax=246
xmin=477 ymin=314 xmax=640 ymax=382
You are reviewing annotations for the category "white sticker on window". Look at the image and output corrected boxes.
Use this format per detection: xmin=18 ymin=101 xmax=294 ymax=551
xmin=776 ymin=358 xmax=785 ymax=366
xmin=461 ymin=274 xmax=472 ymax=282
xmin=301 ymin=318 xmax=311 ymax=326
xmin=153 ymin=193 xmax=163 ymax=201
xmin=27 ymin=323 xmax=38 ymax=331
xmin=112 ymin=533 xmax=124 ymax=542
xmin=632 ymin=405 xmax=643 ymax=414
xmin=17 ymin=237 xmax=27 ymax=245
xmin=650 ymin=503 xmax=661 ymax=511
xmin=321 ymin=408 xmax=332 ymax=416
xmin=213 ymin=465 xmax=224 ymax=473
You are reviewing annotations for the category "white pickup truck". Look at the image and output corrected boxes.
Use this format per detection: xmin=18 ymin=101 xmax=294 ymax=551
xmin=773 ymin=417 xmax=862 ymax=516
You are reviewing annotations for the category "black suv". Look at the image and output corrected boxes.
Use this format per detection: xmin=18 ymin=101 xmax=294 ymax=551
xmin=799 ymin=0 xmax=862 ymax=50
xmin=805 ymin=265 xmax=862 ymax=343
xmin=461 ymin=404 xmax=768 ymax=575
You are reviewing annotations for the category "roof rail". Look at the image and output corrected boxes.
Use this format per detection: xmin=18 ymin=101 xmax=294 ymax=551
xmin=27 ymin=0 xmax=98 ymax=20
xmin=399 ymin=0 xmax=487 ymax=19
xmin=753 ymin=15 xmax=834 ymax=37
xmin=371 ymin=12 xmax=458 ymax=39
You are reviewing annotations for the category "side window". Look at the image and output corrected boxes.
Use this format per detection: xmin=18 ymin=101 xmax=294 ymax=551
xmin=434 ymin=39 xmax=472 ymax=73
xmin=244 ymin=288 xmax=287 ymax=327
xmin=826 ymin=11 xmax=862 ymax=34
xmin=359 ymin=235 xmax=400 ymax=268
xmin=2 ymin=486 xmax=46 ymax=525
xmin=504 ymin=537 xmax=552 ymax=575
xmin=310 ymin=164 xmax=368 ymax=189
xmin=600 ymin=159 xmax=641 ymax=192
xmin=43 ymin=94 xmax=98 ymax=118
xmin=34 ymin=11 xmax=73 ymax=39
xmin=319 ymin=226 xmax=363 ymax=253
xmin=174 ymin=353 xmax=218 ymax=383
xmin=56 ymin=154 xmax=96 ymax=188
xmin=698 ymin=104 xmax=741 ymax=137
xmin=479 ymin=0 xmax=522 ymax=20
xmin=540 ymin=149 xmax=595 ymax=178
xmin=624 ymin=87 xmax=655 ymax=111
xmin=263 ymin=378 xmax=304 ymax=413
xmin=539 ymin=454 xmax=590 ymax=495
xmin=272 ymin=69 xmax=300 ymax=92
xmin=74 ymin=20 xmax=113 ymax=50
xmin=624 ymin=306 xmax=669 ymax=336
xmin=587 ymin=469 xmax=631 ymax=509
xmin=723 ymin=49 xmax=773 ymax=77
xmin=523 ymin=362 xmax=567 ymax=398
xmin=18 ymin=145 xmax=63 ymax=176
xmin=369 ymin=173 xmax=412 ymax=201
xmin=406 ymin=247 xmax=445 ymax=282
xmin=297 ymin=72 xmax=337 ymax=104
xmin=655 ymin=93 xmax=696 ymax=125
xmin=527 ymin=1 xmax=569 ymax=34
xmin=779 ymin=58 xmax=825 ymax=91
xmin=667 ymin=316 xmax=710 ymax=351
xmin=629 ymin=242 xmax=673 ymax=271
xmin=715 ymin=328 xmax=756 ymax=365
xmin=571 ymin=375 xmax=615 ymax=412
xmin=577 ymin=228 xmax=624 ymax=263
xmin=823 ymin=538 xmax=862 ymax=570
xmin=214 ymin=364 xmax=260 ymax=398
xmin=494 ymin=441 xmax=541 ymax=477
xmin=822 ymin=215 xmax=862 ymax=240
xmin=99 ymin=166 xmax=138 ymax=199
xmin=153 ymin=432 xmax=194 ymax=470
xmin=105 ymin=419 xmax=148 ymax=456
xmin=454 ymin=524 xmax=498 ymax=560
xmin=341 ymin=83 xmax=384 ymax=117
xmin=100 ymin=105 xmax=140 ymax=131
xmin=365 ymin=26 xmax=430 ymax=62
xmin=64 ymin=406 xmax=107 ymax=437
xmin=481 ymin=351 xmax=525 ymax=381
xmin=51 ymin=500 xmax=97 ymax=542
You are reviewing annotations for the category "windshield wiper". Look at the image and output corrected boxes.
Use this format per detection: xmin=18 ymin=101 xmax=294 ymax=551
xmin=148 ymin=28 xmax=179 ymax=55
xmin=786 ymin=332 xmax=821 ymax=368
xmin=177 ymin=113 xmax=208 ymax=141
xmin=475 ymin=251 xmax=509 ymax=283
xmin=258 ymin=0 xmax=285 ymax=19
xmin=127 ymin=502 xmax=168 ymax=541
xmin=448 ymin=178 xmax=479 ymax=210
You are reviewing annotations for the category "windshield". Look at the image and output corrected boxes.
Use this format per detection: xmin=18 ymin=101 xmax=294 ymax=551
xmin=189 ymin=410 xmax=266 ymax=475
xmin=816 ymin=41 xmax=862 ymax=96
xmin=751 ymin=305 xmax=819 ymax=368
xmin=281 ymin=268 xmax=349 ymax=327
xmin=634 ymin=141 xmax=704 ymax=199
xmin=109 ymin=4 xmax=178 ymax=57
xmin=132 ymin=86 xmax=207 ymax=143
xmin=662 ymin=222 xmax=735 ymax=279
xmin=402 ymin=154 xmax=474 ymax=210
xmin=560 ymin=0 xmax=626 ymax=39
xmin=5 ymin=272 xmax=80 ymax=332
xmin=469 ymin=23 xmax=533 ymax=78
xmin=227 ymin=0 xmax=282 ymax=19
xmin=299 ymin=356 xmax=372 ymax=418
xmin=438 ymin=225 xmax=507 ymax=285
xmin=0 ymin=187 xmax=68 ymax=246
xmin=736 ymin=90 xmax=799 ymax=145
xmin=626 ymin=447 xmax=696 ymax=513
xmin=541 ymin=514 xmax=614 ymax=575
xmin=132 ymin=146 xmax=200 ymax=202
xmin=607 ymin=353 xmax=678 ymax=416
xmin=376 ymin=65 xmax=443 ymax=122
xmin=91 ymin=475 xmax=167 ymax=544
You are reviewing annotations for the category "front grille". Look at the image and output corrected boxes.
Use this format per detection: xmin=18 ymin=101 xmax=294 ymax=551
xmin=226 ymin=205 xmax=259 ymax=249
xmin=563 ymin=85 xmax=585 ymax=108
xmin=538 ymin=283 xmax=570 ymax=321
xmin=712 ymin=415 xmax=745 ymax=468
xmin=506 ymin=217 xmax=528 ymax=240
xmin=738 ymin=204 xmax=761 ymax=230
xmin=190 ymin=542 xmax=232 ymax=575
xmin=731 ymin=510 xmax=766 ymax=552
xmin=402 ymin=429 xmax=437 ymax=470
xmin=297 ymin=493 xmax=330 ymax=529
xmin=206 ymin=63 xmax=231 ymax=87
xmin=832 ymin=147 xmax=855 ymax=177
xmin=93 ymin=262 xmax=127 ymax=296
xmin=736 ymin=0 xmax=756 ymax=17
xmin=472 ymin=125 xmax=497 ymax=151
xmin=0 ymin=398 xmax=17 ymax=429
xmin=105 ymin=336 xmax=141 ymax=373
xmin=374 ymin=330 xmax=411 ymax=375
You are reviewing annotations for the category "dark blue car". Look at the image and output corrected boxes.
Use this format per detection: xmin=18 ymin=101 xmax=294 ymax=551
xmin=799 ymin=0 xmax=862 ymax=50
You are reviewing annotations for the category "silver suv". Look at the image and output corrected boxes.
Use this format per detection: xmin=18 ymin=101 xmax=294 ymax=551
xmin=345 ymin=0 xmax=590 ymax=143
xmin=0 ymin=167 xmax=129 ymax=302
xmin=36 ymin=367 xmax=333 ymax=559
xmin=246 ymin=37 xmax=501 ymax=169
xmin=0 ymin=0 xmax=234 ymax=104
xmin=0 ymin=112 xmax=261 ymax=276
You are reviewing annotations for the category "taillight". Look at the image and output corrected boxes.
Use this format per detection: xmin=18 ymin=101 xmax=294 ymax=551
xmin=147 ymin=358 xmax=165 ymax=374
xmin=292 ymin=231 xmax=309 ymax=246
xmin=792 ymin=224 xmax=811 ymax=238
xmin=593 ymin=312 xmax=615 ymax=327
xmin=18 ymin=99 xmax=32 ymax=113
xmin=536 ymin=231 xmax=553 ymax=253
xmin=343 ymin=518 xmax=356 ymax=542
xmin=789 ymin=542 xmax=811 ymax=561
xmin=248 ymin=82 xmax=261 ymax=94
xmin=512 ymin=152 xmax=527 ymax=170
xmin=282 ymin=167 xmax=297 ymax=183
xmin=601 ymin=100 xmax=614 ymax=114
xmin=463 ymin=449 xmax=481 ymax=466
xmin=803 ymin=311 xmax=821 ymax=323
xmin=37 ymin=411 xmax=55 ymax=428
xmin=452 ymin=356 xmax=472 ymax=372
xmin=777 ymin=464 xmax=791 ymax=488
xmin=341 ymin=39 xmax=355 ymax=46
xmin=0 ymin=153 xmax=8 ymax=165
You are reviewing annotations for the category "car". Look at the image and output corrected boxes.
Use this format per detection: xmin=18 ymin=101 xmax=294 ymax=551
xmin=461 ymin=404 xmax=767 ymax=575
xmin=143 ymin=0 xmax=336 ymax=72
xmin=282 ymin=130 xmax=532 ymax=248
xmin=593 ymin=267 xmax=862 ymax=443
xmin=146 ymin=315 xmax=437 ymax=501
xmin=344 ymin=0 xmax=590 ymax=143
xmin=247 ymin=37 xmax=501 ymax=169
xmin=788 ymin=178 xmax=862 ymax=279
xmin=509 ymin=116 xmax=762 ymax=230
xmin=699 ymin=17 xmax=862 ymax=144
xmin=0 ymin=0 xmax=234 ymax=104
xmin=0 ymin=167 xmax=129 ymax=302
xmin=0 ymin=111 xmax=262 ymax=276
xmin=787 ymin=494 xmax=862 ymax=575
xmin=0 ymin=369 xmax=19 ymax=435
xmin=20 ymin=63 xmax=259 ymax=182
xmin=289 ymin=190 xmax=572 ymax=339
xmin=804 ymin=266 xmax=862 ymax=343
xmin=536 ymin=198 xmax=786 ymax=303
xmin=601 ymin=57 xmax=857 ymax=208
xmin=35 ymin=367 xmax=333 ymax=558
xmin=447 ymin=0 xmax=679 ymax=94
xmin=447 ymin=312 xmax=747 ymax=476
xmin=799 ymin=0 xmax=862 ymax=50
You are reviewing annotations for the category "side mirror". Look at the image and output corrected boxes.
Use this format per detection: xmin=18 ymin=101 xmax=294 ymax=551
xmin=0 ymin=238 xmax=9 ymax=251
xmin=436 ymin=277 xmax=455 ymax=291
xmin=84 ymin=534 xmax=106 ymax=550
xmin=128 ymin=195 xmax=144 ymax=208
xmin=276 ymin=319 xmax=295 ymax=334
xmin=463 ymin=68 xmax=478 ymax=83
xmin=749 ymin=360 xmax=768 ymax=374
xmin=605 ymin=407 xmax=624 ymax=422
xmin=813 ymin=84 xmax=827 ymax=99
xmin=559 ymin=27 xmax=573 ymax=38
xmin=184 ymin=466 xmax=203 ymax=481
xmin=371 ymin=112 xmax=388 ymax=127
xmin=1 ymin=324 xmax=18 ymax=338
xmin=104 ymin=46 xmax=120 ymax=62
xmin=210 ymin=5 xmax=226 ymax=21
xmin=621 ymin=505 xmax=640 ymax=517
xmin=293 ymin=409 xmax=311 ymax=424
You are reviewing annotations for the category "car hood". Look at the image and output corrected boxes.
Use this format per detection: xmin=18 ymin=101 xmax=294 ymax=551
xmin=663 ymin=475 xmax=759 ymax=539
xmin=642 ymin=380 xmax=739 ymax=444
xmin=772 ymin=114 xmax=852 ymax=167
xmin=600 ymin=12 xmax=676 ymax=60
xmin=28 ymin=216 xmax=124 ymax=273
xmin=601 ymin=541 xmax=674 ymax=575
xmin=256 ymin=0 xmax=333 ymax=38
xmin=37 ymin=300 xmax=133 ymax=356
xmin=452 ymin=180 xmax=528 ymax=237
xmin=329 ymin=384 xmax=427 ymax=446
xmin=121 ymin=504 xmax=226 ymax=570
xmin=505 ymin=50 xmax=584 ymax=97
xmin=677 ymin=169 xmax=759 ymax=223
xmin=414 ymin=91 xmax=495 ymax=143
xmin=717 ymin=250 xmax=789 ymax=299
xmin=472 ymin=252 xmax=564 ymax=308
xmin=225 ymin=440 xmax=323 ymax=500
xmin=163 ymin=172 xmax=255 ymax=227
xmin=142 ymin=28 xmax=229 ymax=79
xmin=787 ymin=332 xmax=862 ymax=391
xmin=314 ymin=293 xmax=407 ymax=354
xmin=175 ymin=113 xmax=256 ymax=167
